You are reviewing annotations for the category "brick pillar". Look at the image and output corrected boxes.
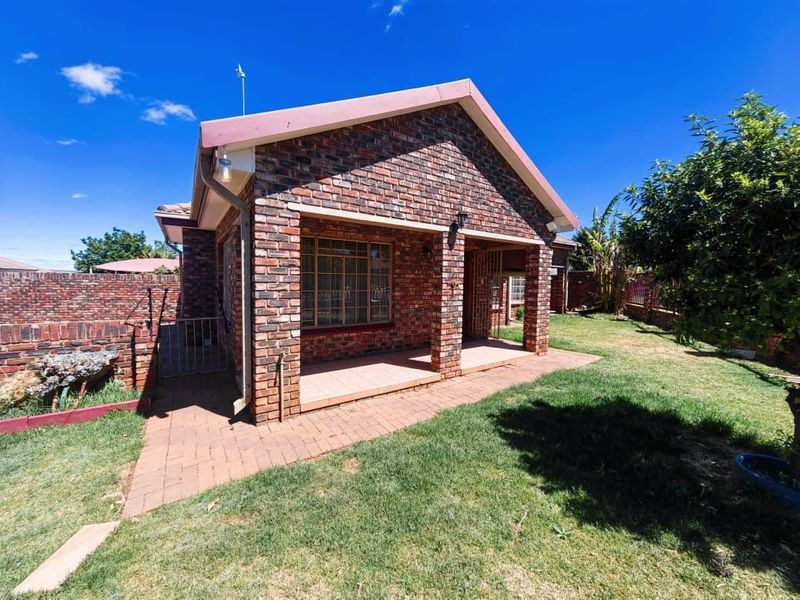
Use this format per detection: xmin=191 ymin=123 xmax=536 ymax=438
xmin=252 ymin=197 xmax=301 ymax=423
xmin=431 ymin=229 xmax=464 ymax=377
xmin=523 ymin=244 xmax=552 ymax=355
xmin=181 ymin=228 xmax=216 ymax=318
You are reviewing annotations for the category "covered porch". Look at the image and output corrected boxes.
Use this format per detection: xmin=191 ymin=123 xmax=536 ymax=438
xmin=300 ymin=337 xmax=530 ymax=411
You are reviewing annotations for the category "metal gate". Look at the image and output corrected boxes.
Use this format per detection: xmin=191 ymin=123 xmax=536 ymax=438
xmin=465 ymin=250 xmax=504 ymax=338
xmin=157 ymin=317 xmax=230 ymax=378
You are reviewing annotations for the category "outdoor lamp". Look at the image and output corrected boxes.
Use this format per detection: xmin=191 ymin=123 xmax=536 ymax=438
xmin=546 ymin=220 xmax=559 ymax=233
xmin=455 ymin=207 xmax=469 ymax=229
xmin=218 ymin=154 xmax=232 ymax=183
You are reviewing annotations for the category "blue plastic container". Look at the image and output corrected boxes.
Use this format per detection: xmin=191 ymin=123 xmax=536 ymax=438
xmin=735 ymin=453 xmax=800 ymax=510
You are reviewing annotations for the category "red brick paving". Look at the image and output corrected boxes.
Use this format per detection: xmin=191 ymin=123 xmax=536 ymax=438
xmin=122 ymin=348 xmax=599 ymax=518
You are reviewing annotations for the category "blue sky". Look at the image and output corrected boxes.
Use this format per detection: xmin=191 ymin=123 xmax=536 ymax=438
xmin=1 ymin=0 xmax=799 ymax=269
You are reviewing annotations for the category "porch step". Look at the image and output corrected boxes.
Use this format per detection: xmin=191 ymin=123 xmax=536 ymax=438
xmin=300 ymin=373 xmax=442 ymax=413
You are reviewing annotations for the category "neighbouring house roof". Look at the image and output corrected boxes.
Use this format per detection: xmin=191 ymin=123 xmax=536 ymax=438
xmin=0 ymin=256 xmax=40 ymax=271
xmin=155 ymin=203 xmax=191 ymax=217
xmin=94 ymin=258 xmax=179 ymax=273
xmin=553 ymin=235 xmax=578 ymax=249
xmin=154 ymin=202 xmax=194 ymax=245
xmin=180 ymin=79 xmax=578 ymax=239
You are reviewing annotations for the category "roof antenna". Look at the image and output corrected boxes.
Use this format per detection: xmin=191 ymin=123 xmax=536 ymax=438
xmin=235 ymin=64 xmax=246 ymax=115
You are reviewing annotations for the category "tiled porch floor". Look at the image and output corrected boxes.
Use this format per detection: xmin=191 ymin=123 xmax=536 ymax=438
xmin=122 ymin=347 xmax=600 ymax=518
xmin=300 ymin=339 xmax=531 ymax=410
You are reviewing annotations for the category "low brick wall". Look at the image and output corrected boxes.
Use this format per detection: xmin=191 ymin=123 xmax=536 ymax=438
xmin=624 ymin=303 xmax=678 ymax=329
xmin=0 ymin=272 xmax=180 ymax=390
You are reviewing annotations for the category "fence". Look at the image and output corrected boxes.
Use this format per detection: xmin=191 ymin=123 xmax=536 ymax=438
xmin=0 ymin=272 xmax=181 ymax=390
xmin=623 ymin=273 xmax=676 ymax=328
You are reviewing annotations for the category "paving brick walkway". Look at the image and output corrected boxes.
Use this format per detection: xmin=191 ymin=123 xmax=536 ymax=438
xmin=122 ymin=348 xmax=599 ymax=517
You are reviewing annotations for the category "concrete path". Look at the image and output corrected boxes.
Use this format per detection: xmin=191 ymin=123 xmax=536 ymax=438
xmin=123 ymin=348 xmax=599 ymax=518
xmin=12 ymin=522 xmax=119 ymax=595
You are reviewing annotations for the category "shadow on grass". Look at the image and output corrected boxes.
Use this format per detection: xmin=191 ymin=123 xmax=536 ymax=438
xmin=494 ymin=397 xmax=800 ymax=589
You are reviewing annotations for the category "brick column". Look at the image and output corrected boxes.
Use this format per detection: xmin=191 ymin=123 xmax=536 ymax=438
xmin=181 ymin=228 xmax=216 ymax=318
xmin=523 ymin=244 xmax=553 ymax=355
xmin=431 ymin=229 xmax=464 ymax=377
xmin=252 ymin=197 xmax=301 ymax=423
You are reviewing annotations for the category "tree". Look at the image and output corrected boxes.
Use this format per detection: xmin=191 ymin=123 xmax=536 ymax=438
xmin=574 ymin=196 xmax=638 ymax=313
xmin=621 ymin=93 xmax=800 ymax=472
xmin=71 ymin=228 xmax=176 ymax=272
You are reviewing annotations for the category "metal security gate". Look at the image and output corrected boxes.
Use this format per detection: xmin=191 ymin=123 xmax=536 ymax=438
xmin=158 ymin=317 xmax=230 ymax=378
xmin=465 ymin=250 xmax=503 ymax=338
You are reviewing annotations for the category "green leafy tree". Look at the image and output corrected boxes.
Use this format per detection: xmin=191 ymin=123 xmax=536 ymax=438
xmin=71 ymin=228 xmax=176 ymax=272
xmin=622 ymin=93 xmax=800 ymax=472
xmin=574 ymin=196 xmax=638 ymax=313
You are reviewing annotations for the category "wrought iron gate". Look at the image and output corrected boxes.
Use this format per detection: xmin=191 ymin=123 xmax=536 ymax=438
xmin=157 ymin=317 xmax=230 ymax=378
xmin=465 ymin=250 xmax=504 ymax=338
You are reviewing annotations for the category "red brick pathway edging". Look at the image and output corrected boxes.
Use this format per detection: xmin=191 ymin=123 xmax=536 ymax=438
xmin=122 ymin=349 xmax=599 ymax=518
xmin=0 ymin=396 xmax=151 ymax=435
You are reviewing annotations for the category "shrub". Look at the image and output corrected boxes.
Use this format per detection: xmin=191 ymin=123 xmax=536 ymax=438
xmin=515 ymin=306 xmax=525 ymax=322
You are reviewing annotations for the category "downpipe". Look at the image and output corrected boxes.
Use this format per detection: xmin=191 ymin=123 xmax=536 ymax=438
xmin=198 ymin=149 xmax=254 ymax=416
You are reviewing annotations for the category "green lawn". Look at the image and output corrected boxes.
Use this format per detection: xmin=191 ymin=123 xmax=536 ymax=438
xmin=0 ymin=411 xmax=144 ymax=596
xmin=7 ymin=315 xmax=800 ymax=598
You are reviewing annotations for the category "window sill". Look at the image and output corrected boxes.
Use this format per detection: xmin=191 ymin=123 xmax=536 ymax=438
xmin=301 ymin=322 xmax=395 ymax=337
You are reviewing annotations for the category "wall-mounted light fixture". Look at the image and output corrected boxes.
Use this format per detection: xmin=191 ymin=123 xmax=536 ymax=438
xmin=218 ymin=154 xmax=232 ymax=183
xmin=546 ymin=220 xmax=559 ymax=233
xmin=455 ymin=207 xmax=469 ymax=229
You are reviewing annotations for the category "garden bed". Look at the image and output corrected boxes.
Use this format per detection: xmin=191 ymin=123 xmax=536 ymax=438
xmin=0 ymin=392 xmax=150 ymax=434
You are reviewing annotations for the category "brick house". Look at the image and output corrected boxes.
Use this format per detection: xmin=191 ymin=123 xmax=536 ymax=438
xmin=155 ymin=80 xmax=578 ymax=424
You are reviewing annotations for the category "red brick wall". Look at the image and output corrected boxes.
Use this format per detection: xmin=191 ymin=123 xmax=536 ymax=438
xmin=249 ymin=104 xmax=556 ymax=422
xmin=255 ymin=104 xmax=554 ymax=241
xmin=300 ymin=217 xmax=436 ymax=364
xmin=0 ymin=272 xmax=180 ymax=389
xmin=182 ymin=228 xmax=216 ymax=318
xmin=215 ymin=204 xmax=244 ymax=378
xmin=0 ymin=271 xmax=179 ymax=323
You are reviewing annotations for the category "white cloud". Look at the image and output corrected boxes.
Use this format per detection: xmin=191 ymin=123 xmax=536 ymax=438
xmin=71 ymin=192 xmax=89 ymax=199
xmin=61 ymin=62 xmax=122 ymax=103
xmin=385 ymin=0 xmax=408 ymax=30
xmin=140 ymin=100 xmax=196 ymax=125
xmin=56 ymin=138 xmax=81 ymax=146
xmin=15 ymin=51 xmax=38 ymax=64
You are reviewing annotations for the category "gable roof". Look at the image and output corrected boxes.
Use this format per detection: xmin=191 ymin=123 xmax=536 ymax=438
xmin=197 ymin=79 xmax=578 ymax=231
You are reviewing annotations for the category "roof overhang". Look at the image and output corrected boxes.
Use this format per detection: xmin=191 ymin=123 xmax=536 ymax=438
xmin=187 ymin=79 xmax=578 ymax=235
xmin=154 ymin=210 xmax=196 ymax=244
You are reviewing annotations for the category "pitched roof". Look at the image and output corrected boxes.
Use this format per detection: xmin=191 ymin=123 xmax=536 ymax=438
xmin=553 ymin=235 xmax=578 ymax=248
xmin=155 ymin=202 xmax=191 ymax=217
xmin=0 ymin=256 xmax=40 ymax=271
xmin=198 ymin=79 xmax=578 ymax=231
xmin=94 ymin=258 xmax=179 ymax=273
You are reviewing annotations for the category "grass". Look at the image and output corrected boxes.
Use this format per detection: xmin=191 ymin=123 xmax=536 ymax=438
xmin=7 ymin=315 xmax=800 ymax=598
xmin=1 ymin=379 xmax=140 ymax=419
xmin=0 ymin=410 xmax=144 ymax=596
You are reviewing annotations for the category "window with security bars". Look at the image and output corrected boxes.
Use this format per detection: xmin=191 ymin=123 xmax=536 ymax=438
xmin=301 ymin=237 xmax=391 ymax=328
xmin=510 ymin=276 xmax=526 ymax=302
